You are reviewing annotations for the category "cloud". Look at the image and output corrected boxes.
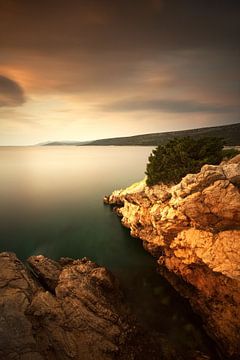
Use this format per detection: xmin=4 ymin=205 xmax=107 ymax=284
xmin=0 ymin=0 xmax=239 ymax=144
xmin=0 ymin=75 xmax=26 ymax=107
xmin=0 ymin=0 xmax=239 ymax=53
xmin=100 ymin=98 xmax=238 ymax=114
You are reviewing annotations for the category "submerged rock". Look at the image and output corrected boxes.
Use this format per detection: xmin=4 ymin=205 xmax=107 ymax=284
xmin=105 ymin=155 xmax=240 ymax=359
xmin=0 ymin=252 xmax=187 ymax=360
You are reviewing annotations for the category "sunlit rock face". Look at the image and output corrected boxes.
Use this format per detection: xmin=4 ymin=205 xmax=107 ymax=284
xmin=106 ymin=155 xmax=240 ymax=359
xmin=0 ymin=252 xmax=182 ymax=360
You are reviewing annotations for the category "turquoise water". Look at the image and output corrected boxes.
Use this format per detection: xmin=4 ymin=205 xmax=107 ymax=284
xmin=0 ymin=146 xmax=216 ymax=356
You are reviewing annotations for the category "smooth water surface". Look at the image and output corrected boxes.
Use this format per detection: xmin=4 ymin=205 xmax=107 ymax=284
xmin=0 ymin=146 xmax=216 ymax=356
xmin=0 ymin=146 xmax=152 ymax=264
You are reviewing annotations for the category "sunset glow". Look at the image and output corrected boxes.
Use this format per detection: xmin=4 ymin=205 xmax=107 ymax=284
xmin=0 ymin=0 xmax=239 ymax=145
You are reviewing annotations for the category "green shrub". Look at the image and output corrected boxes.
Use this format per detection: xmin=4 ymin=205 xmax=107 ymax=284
xmin=145 ymin=137 xmax=224 ymax=186
xmin=222 ymin=148 xmax=240 ymax=160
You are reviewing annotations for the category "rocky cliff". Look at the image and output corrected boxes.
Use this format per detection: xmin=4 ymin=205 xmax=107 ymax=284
xmin=0 ymin=252 xmax=184 ymax=360
xmin=105 ymin=154 xmax=240 ymax=360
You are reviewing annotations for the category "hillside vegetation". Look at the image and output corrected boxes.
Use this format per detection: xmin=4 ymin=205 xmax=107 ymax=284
xmin=40 ymin=123 xmax=240 ymax=147
xmin=89 ymin=123 xmax=240 ymax=146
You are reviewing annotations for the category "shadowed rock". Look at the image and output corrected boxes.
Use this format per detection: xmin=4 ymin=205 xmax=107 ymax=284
xmin=0 ymin=252 xmax=184 ymax=360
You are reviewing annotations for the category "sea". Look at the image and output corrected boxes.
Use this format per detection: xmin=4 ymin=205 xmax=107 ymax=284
xmin=0 ymin=146 xmax=217 ymax=356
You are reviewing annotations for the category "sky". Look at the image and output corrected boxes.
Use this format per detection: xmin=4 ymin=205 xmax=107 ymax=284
xmin=0 ymin=0 xmax=239 ymax=145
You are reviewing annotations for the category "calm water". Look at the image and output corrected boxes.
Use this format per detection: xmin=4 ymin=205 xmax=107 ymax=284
xmin=0 ymin=146 xmax=216 ymax=356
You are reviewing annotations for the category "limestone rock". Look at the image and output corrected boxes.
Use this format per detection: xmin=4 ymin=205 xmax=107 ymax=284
xmin=105 ymin=155 xmax=240 ymax=359
xmin=170 ymin=229 xmax=240 ymax=280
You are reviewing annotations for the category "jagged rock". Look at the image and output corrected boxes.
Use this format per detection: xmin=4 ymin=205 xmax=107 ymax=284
xmin=227 ymin=154 xmax=240 ymax=164
xmin=0 ymin=252 xmax=183 ymax=360
xmin=222 ymin=163 xmax=240 ymax=185
xmin=28 ymin=255 xmax=62 ymax=293
xmin=179 ymin=180 xmax=240 ymax=229
xmin=105 ymin=155 xmax=240 ymax=359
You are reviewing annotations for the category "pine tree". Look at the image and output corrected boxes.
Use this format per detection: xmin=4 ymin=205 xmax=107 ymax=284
xmin=145 ymin=137 xmax=224 ymax=186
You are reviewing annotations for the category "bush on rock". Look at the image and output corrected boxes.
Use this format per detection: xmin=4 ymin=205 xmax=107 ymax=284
xmin=146 ymin=137 xmax=224 ymax=186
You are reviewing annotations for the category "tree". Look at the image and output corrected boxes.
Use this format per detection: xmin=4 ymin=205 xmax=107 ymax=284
xmin=145 ymin=137 xmax=224 ymax=186
xmin=222 ymin=148 xmax=240 ymax=160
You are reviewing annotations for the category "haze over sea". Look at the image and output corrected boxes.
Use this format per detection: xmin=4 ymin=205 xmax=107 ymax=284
xmin=0 ymin=146 xmax=215 ymax=355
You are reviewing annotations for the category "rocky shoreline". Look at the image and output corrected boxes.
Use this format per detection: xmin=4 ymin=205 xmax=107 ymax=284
xmin=1 ymin=155 xmax=239 ymax=359
xmin=104 ymin=155 xmax=240 ymax=360
xmin=1 ymin=251 xmax=221 ymax=360
xmin=0 ymin=252 xmax=182 ymax=360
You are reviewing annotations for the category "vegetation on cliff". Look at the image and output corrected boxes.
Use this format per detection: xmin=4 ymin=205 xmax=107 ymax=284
xmin=146 ymin=137 xmax=225 ymax=186
xmin=222 ymin=147 xmax=240 ymax=160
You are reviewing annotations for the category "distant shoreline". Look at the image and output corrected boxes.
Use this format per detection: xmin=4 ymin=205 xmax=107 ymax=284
xmin=0 ymin=123 xmax=239 ymax=147
xmin=38 ymin=122 xmax=240 ymax=147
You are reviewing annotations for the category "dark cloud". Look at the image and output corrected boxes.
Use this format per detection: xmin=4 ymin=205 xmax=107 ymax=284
xmin=0 ymin=76 xmax=26 ymax=107
xmin=0 ymin=0 xmax=239 ymax=53
xmin=0 ymin=0 xmax=239 ymax=106
xmin=100 ymin=98 xmax=238 ymax=114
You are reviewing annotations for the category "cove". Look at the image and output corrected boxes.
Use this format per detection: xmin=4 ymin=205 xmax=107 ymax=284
xmin=0 ymin=146 xmax=217 ymax=357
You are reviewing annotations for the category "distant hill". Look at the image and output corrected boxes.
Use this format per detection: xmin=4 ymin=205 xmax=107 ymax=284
xmin=39 ymin=141 xmax=91 ymax=146
xmin=40 ymin=123 xmax=240 ymax=146
xmin=89 ymin=123 xmax=240 ymax=146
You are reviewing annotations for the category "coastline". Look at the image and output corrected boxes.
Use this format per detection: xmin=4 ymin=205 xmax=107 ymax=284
xmin=104 ymin=154 xmax=240 ymax=359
